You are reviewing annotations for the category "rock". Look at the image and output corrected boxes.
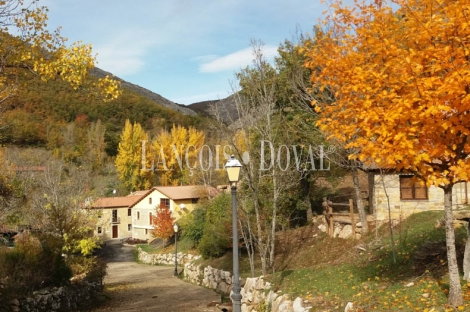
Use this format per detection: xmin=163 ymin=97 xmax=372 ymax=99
xmin=293 ymin=297 xmax=310 ymax=312
xmin=339 ymin=225 xmax=353 ymax=238
xmin=333 ymin=226 xmax=342 ymax=238
xmin=345 ymin=302 xmax=354 ymax=312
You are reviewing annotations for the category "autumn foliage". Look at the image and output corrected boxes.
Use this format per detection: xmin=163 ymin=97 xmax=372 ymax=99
xmin=152 ymin=124 xmax=205 ymax=186
xmin=151 ymin=205 xmax=175 ymax=240
xmin=302 ymin=0 xmax=470 ymax=306
xmin=305 ymin=0 xmax=470 ymax=185
xmin=0 ymin=1 xmax=120 ymax=103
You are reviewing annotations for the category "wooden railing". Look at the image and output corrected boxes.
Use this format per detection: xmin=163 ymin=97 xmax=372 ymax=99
xmin=322 ymin=198 xmax=357 ymax=237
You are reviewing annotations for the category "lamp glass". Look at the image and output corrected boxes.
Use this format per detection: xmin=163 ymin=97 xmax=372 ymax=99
xmin=173 ymin=223 xmax=179 ymax=233
xmin=225 ymin=155 xmax=242 ymax=183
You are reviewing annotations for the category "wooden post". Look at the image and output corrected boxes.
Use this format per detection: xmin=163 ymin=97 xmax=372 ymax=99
xmin=349 ymin=199 xmax=356 ymax=238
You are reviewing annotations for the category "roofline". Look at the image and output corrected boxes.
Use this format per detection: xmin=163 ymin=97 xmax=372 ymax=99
xmin=128 ymin=185 xmax=216 ymax=208
xmin=128 ymin=187 xmax=157 ymax=209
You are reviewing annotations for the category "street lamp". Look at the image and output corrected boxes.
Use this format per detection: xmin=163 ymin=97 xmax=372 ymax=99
xmin=173 ymin=223 xmax=179 ymax=276
xmin=225 ymin=155 xmax=242 ymax=312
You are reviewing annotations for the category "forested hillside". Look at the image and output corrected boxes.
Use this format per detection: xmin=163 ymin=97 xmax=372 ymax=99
xmin=1 ymin=70 xmax=213 ymax=156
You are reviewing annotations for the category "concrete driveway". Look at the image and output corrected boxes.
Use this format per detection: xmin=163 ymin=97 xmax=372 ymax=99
xmin=92 ymin=240 xmax=222 ymax=312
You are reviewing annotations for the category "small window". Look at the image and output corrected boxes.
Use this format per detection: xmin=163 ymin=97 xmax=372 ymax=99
xmin=149 ymin=212 xmax=153 ymax=225
xmin=192 ymin=198 xmax=198 ymax=204
xmin=128 ymin=208 xmax=131 ymax=216
xmin=400 ymin=176 xmax=428 ymax=200
xmin=112 ymin=209 xmax=118 ymax=223
xmin=136 ymin=211 xmax=140 ymax=220
xmin=160 ymin=198 xmax=170 ymax=208
xmin=97 ymin=227 xmax=102 ymax=234
xmin=128 ymin=224 xmax=132 ymax=231
xmin=149 ymin=197 xmax=152 ymax=205
xmin=145 ymin=229 xmax=148 ymax=235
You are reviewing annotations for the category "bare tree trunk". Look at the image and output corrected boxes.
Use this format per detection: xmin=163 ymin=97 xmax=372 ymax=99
xmin=301 ymin=174 xmax=313 ymax=221
xmin=269 ymin=174 xmax=279 ymax=273
xmin=352 ymin=167 xmax=368 ymax=233
xmin=379 ymin=170 xmax=396 ymax=263
xmin=239 ymin=210 xmax=255 ymax=277
xmin=463 ymin=221 xmax=470 ymax=281
xmin=443 ymin=184 xmax=463 ymax=306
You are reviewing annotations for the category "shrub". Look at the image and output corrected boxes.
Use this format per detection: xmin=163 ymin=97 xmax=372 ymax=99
xmin=197 ymin=194 xmax=232 ymax=259
xmin=179 ymin=206 xmax=206 ymax=246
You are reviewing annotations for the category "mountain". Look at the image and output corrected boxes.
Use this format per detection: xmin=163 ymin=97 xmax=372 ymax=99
xmin=90 ymin=68 xmax=196 ymax=116
xmin=1 ymin=66 xmax=217 ymax=155
xmin=187 ymin=94 xmax=238 ymax=124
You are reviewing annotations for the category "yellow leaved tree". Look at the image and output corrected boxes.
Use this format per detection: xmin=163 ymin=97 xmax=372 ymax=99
xmin=115 ymin=120 xmax=152 ymax=192
xmin=303 ymin=0 xmax=470 ymax=306
xmin=0 ymin=0 xmax=120 ymax=106
xmin=151 ymin=124 xmax=205 ymax=186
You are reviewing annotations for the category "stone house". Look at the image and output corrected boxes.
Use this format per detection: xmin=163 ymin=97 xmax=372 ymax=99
xmin=90 ymin=194 xmax=143 ymax=240
xmin=372 ymin=173 xmax=469 ymax=221
xmin=129 ymin=185 xmax=219 ymax=241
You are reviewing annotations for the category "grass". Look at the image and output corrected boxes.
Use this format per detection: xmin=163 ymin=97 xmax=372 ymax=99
xmin=138 ymin=236 xmax=198 ymax=256
xmin=143 ymin=211 xmax=470 ymax=311
xmin=264 ymin=211 xmax=470 ymax=311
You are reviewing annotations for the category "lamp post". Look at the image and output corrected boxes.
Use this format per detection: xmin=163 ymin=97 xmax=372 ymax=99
xmin=225 ymin=155 xmax=242 ymax=312
xmin=173 ymin=223 xmax=179 ymax=276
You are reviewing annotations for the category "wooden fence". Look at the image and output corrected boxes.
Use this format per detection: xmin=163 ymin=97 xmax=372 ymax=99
xmin=322 ymin=198 xmax=358 ymax=237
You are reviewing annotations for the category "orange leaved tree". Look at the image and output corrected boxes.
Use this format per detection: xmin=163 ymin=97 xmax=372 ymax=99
xmin=151 ymin=205 xmax=175 ymax=241
xmin=303 ymin=0 xmax=470 ymax=306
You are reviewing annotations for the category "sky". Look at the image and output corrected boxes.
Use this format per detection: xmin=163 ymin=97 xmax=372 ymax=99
xmin=40 ymin=0 xmax=331 ymax=105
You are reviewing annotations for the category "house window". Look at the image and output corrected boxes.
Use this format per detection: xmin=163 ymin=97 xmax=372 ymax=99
xmin=400 ymin=176 xmax=428 ymax=200
xmin=192 ymin=198 xmax=198 ymax=204
xmin=128 ymin=224 xmax=132 ymax=231
xmin=160 ymin=198 xmax=170 ymax=208
xmin=97 ymin=227 xmax=102 ymax=234
xmin=112 ymin=209 xmax=118 ymax=223
xmin=145 ymin=229 xmax=148 ymax=235
xmin=149 ymin=212 xmax=153 ymax=225
xmin=136 ymin=211 xmax=140 ymax=220
xmin=149 ymin=197 xmax=152 ymax=205
xmin=128 ymin=208 xmax=131 ymax=216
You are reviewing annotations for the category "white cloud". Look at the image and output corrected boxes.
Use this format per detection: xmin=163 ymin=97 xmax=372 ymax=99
xmin=93 ymin=30 xmax=157 ymax=76
xmin=199 ymin=45 xmax=278 ymax=73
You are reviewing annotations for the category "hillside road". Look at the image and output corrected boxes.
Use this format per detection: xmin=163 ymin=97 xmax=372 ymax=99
xmin=92 ymin=240 xmax=222 ymax=312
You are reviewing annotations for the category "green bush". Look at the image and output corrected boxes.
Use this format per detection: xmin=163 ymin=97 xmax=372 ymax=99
xmin=0 ymin=231 xmax=105 ymax=306
xmin=179 ymin=206 xmax=206 ymax=246
xmin=197 ymin=194 xmax=232 ymax=259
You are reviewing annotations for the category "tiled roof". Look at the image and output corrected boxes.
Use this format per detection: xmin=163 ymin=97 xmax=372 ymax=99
xmin=129 ymin=185 xmax=219 ymax=208
xmin=155 ymin=185 xmax=218 ymax=200
xmin=128 ymin=190 xmax=150 ymax=196
xmin=91 ymin=195 xmax=142 ymax=209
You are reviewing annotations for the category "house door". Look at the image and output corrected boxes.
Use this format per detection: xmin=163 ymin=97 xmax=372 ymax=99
xmin=112 ymin=225 xmax=118 ymax=238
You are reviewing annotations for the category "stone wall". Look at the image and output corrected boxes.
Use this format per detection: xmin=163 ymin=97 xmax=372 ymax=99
xmin=314 ymin=215 xmax=367 ymax=239
xmin=9 ymin=281 xmax=102 ymax=312
xmin=373 ymin=175 xmax=469 ymax=221
xmin=137 ymin=248 xmax=313 ymax=312
xmin=184 ymin=263 xmax=232 ymax=294
xmin=183 ymin=264 xmax=312 ymax=312
xmin=137 ymin=247 xmax=200 ymax=265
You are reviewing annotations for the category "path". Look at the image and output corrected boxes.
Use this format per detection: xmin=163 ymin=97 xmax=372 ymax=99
xmin=92 ymin=240 xmax=222 ymax=312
